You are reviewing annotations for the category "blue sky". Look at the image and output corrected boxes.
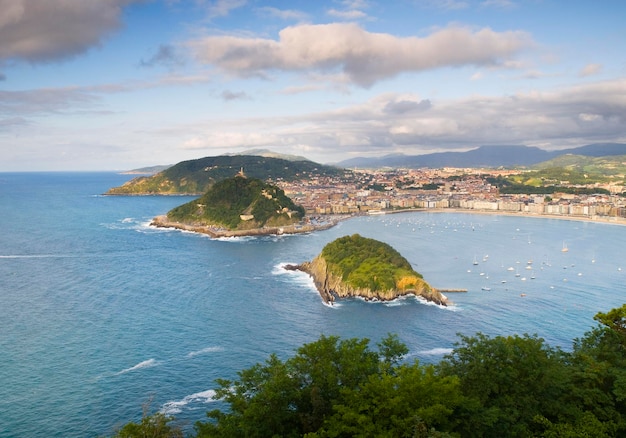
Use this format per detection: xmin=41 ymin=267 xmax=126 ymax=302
xmin=1 ymin=0 xmax=625 ymax=171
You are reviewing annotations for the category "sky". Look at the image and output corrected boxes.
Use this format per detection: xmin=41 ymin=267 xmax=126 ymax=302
xmin=1 ymin=0 xmax=625 ymax=171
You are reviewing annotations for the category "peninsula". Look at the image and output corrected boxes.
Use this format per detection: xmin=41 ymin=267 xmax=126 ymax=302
xmin=285 ymin=234 xmax=448 ymax=306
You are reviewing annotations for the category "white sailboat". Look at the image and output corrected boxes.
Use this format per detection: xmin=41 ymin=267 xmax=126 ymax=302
xmin=561 ymin=241 xmax=569 ymax=252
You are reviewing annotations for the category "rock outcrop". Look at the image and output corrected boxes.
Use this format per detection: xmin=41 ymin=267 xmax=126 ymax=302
xmin=285 ymin=253 xmax=447 ymax=306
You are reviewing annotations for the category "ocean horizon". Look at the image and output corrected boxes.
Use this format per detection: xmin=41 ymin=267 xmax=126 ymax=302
xmin=1 ymin=172 xmax=625 ymax=437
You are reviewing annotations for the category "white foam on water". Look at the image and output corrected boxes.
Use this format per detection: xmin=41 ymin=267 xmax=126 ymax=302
xmin=273 ymin=262 xmax=317 ymax=289
xmin=215 ymin=235 xmax=255 ymax=242
xmin=115 ymin=358 xmax=158 ymax=375
xmin=161 ymin=389 xmax=218 ymax=415
xmin=187 ymin=346 xmax=224 ymax=358
xmin=272 ymin=262 xmax=298 ymax=276
xmin=419 ymin=347 xmax=454 ymax=356
xmin=383 ymin=296 xmax=410 ymax=307
xmin=413 ymin=295 xmax=459 ymax=311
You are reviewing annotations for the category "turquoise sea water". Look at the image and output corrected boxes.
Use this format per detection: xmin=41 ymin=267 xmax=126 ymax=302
xmin=1 ymin=172 xmax=625 ymax=437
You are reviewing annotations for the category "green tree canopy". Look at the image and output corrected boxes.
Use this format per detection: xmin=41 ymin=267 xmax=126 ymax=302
xmin=111 ymin=305 xmax=626 ymax=438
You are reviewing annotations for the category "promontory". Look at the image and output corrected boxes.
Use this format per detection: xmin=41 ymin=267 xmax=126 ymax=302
xmin=150 ymin=174 xmax=337 ymax=237
xmin=285 ymin=234 xmax=448 ymax=306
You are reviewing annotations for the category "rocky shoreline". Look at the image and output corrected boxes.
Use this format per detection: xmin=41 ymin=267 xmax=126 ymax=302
xmin=284 ymin=256 xmax=448 ymax=307
xmin=150 ymin=215 xmax=346 ymax=238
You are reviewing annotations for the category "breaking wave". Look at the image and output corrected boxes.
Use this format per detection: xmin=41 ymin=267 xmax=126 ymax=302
xmin=161 ymin=389 xmax=218 ymax=415
xmin=115 ymin=359 xmax=158 ymax=375
xmin=419 ymin=347 xmax=454 ymax=356
xmin=187 ymin=346 xmax=224 ymax=358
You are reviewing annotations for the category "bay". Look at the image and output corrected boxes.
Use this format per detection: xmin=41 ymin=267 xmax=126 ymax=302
xmin=0 ymin=172 xmax=624 ymax=437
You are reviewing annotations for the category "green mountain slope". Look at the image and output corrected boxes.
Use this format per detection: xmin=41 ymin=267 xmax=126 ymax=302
xmin=533 ymin=154 xmax=626 ymax=181
xmin=107 ymin=154 xmax=346 ymax=194
xmin=166 ymin=176 xmax=305 ymax=230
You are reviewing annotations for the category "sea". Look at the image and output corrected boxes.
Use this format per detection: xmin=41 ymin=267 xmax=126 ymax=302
xmin=1 ymin=172 xmax=625 ymax=437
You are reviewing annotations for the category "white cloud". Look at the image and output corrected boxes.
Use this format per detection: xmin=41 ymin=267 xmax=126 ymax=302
xmin=578 ymin=113 xmax=601 ymax=122
xmin=0 ymin=87 xmax=98 ymax=116
xmin=181 ymin=131 xmax=278 ymax=150
xmin=256 ymin=6 xmax=308 ymax=22
xmin=579 ymin=63 xmax=602 ymax=77
xmin=326 ymin=8 xmax=368 ymax=20
xmin=202 ymin=0 xmax=247 ymax=18
xmin=187 ymin=23 xmax=532 ymax=87
xmin=0 ymin=0 xmax=140 ymax=63
xmin=165 ymin=78 xmax=626 ymax=162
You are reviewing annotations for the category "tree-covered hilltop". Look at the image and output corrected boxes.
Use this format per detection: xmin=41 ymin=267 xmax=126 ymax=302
xmin=166 ymin=175 xmax=305 ymax=230
xmin=292 ymin=234 xmax=445 ymax=304
xmin=106 ymin=154 xmax=348 ymax=195
xmin=111 ymin=304 xmax=626 ymax=438
xmin=322 ymin=233 xmax=424 ymax=292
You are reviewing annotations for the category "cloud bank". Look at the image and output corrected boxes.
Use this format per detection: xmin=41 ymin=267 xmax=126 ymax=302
xmin=188 ymin=23 xmax=532 ymax=87
xmin=175 ymin=78 xmax=626 ymax=160
xmin=0 ymin=0 xmax=138 ymax=63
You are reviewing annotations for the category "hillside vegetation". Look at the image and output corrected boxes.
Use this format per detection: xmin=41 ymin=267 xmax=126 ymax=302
xmin=166 ymin=176 xmax=305 ymax=230
xmin=107 ymin=154 xmax=347 ymax=195
xmin=321 ymin=234 xmax=427 ymax=293
xmin=485 ymin=154 xmax=626 ymax=195
xmin=533 ymin=154 xmax=626 ymax=181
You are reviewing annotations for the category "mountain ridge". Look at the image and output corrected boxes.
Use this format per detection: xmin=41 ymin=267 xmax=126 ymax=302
xmin=107 ymin=154 xmax=346 ymax=195
xmin=336 ymin=143 xmax=626 ymax=168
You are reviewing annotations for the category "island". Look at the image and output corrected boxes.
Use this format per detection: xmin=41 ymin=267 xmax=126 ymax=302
xmin=285 ymin=234 xmax=448 ymax=306
xmin=150 ymin=174 xmax=342 ymax=237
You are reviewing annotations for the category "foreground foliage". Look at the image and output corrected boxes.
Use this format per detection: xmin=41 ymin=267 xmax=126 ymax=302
xmin=111 ymin=304 xmax=626 ymax=437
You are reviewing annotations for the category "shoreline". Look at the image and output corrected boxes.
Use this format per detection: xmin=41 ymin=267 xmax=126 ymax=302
xmin=150 ymin=215 xmax=351 ymax=238
xmin=151 ymin=208 xmax=626 ymax=238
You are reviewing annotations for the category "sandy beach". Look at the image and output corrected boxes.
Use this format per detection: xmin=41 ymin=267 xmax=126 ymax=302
xmin=412 ymin=208 xmax=626 ymax=227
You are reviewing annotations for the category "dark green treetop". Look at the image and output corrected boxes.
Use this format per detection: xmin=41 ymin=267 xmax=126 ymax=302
xmin=320 ymin=234 xmax=425 ymax=292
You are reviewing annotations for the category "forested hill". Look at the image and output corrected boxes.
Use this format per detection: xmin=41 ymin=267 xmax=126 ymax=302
xmin=165 ymin=176 xmax=305 ymax=230
xmin=294 ymin=234 xmax=446 ymax=305
xmin=106 ymin=154 xmax=347 ymax=195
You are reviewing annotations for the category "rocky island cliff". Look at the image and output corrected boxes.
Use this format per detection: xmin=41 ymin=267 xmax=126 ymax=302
xmin=285 ymin=234 xmax=447 ymax=306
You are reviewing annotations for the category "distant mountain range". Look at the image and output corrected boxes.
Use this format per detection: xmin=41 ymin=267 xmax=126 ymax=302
xmin=336 ymin=143 xmax=626 ymax=168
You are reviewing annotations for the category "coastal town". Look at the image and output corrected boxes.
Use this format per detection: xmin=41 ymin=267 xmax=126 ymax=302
xmin=276 ymin=167 xmax=626 ymax=223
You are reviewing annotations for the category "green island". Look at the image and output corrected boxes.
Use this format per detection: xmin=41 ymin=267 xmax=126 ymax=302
xmin=286 ymin=234 xmax=447 ymax=305
xmin=110 ymin=304 xmax=626 ymax=438
xmin=151 ymin=175 xmax=315 ymax=237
